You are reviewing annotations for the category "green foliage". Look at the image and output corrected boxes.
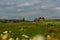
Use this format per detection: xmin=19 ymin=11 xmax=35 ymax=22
xmin=0 ymin=20 xmax=60 ymax=38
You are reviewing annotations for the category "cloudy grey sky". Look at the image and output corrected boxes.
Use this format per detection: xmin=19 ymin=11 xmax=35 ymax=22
xmin=0 ymin=0 xmax=60 ymax=20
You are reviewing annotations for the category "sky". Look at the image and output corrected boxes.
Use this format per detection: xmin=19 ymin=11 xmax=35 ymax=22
xmin=0 ymin=0 xmax=60 ymax=20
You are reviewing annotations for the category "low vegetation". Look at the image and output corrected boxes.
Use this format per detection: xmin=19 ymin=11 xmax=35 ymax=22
xmin=0 ymin=19 xmax=60 ymax=40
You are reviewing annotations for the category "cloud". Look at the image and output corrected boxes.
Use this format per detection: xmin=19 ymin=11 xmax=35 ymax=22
xmin=1 ymin=16 xmax=8 ymax=19
xmin=16 ymin=0 xmax=41 ymax=7
xmin=55 ymin=7 xmax=60 ymax=10
xmin=41 ymin=5 xmax=48 ymax=9
xmin=0 ymin=0 xmax=60 ymax=20
xmin=17 ymin=2 xmax=33 ymax=7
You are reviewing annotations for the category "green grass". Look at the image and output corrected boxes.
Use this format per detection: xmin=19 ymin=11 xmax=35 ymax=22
xmin=0 ymin=21 xmax=60 ymax=38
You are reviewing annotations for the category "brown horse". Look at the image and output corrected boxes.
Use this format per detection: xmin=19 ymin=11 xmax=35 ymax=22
xmin=20 ymin=17 xmax=25 ymax=22
xmin=34 ymin=17 xmax=45 ymax=22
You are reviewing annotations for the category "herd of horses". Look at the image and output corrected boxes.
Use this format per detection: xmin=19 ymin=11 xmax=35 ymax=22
xmin=34 ymin=17 xmax=45 ymax=22
xmin=0 ymin=17 xmax=45 ymax=23
xmin=19 ymin=17 xmax=45 ymax=22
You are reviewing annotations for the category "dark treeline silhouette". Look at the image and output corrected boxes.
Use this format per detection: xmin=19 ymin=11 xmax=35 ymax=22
xmin=0 ymin=19 xmax=20 ymax=23
xmin=0 ymin=19 xmax=31 ymax=23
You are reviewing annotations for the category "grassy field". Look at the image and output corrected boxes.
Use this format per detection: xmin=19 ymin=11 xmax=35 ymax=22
xmin=0 ymin=20 xmax=60 ymax=39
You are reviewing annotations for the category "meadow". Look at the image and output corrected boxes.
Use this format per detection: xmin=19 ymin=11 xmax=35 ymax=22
xmin=0 ymin=19 xmax=60 ymax=40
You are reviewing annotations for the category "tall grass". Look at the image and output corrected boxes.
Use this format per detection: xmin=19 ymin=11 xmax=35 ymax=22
xmin=0 ymin=21 xmax=60 ymax=38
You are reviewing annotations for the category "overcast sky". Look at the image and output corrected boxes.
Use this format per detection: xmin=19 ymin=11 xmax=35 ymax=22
xmin=0 ymin=0 xmax=60 ymax=20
